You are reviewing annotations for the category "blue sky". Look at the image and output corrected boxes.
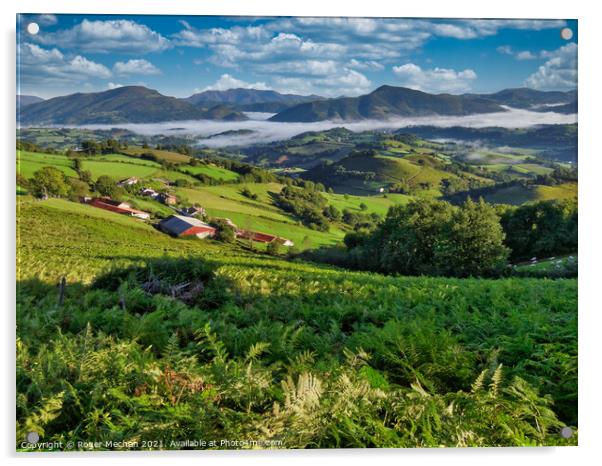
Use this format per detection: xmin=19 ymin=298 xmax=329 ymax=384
xmin=17 ymin=14 xmax=578 ymax=99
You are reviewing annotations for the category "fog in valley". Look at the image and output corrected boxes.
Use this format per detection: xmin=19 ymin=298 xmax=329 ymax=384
xmin=76 ymin=107 xmax=577 ymax=148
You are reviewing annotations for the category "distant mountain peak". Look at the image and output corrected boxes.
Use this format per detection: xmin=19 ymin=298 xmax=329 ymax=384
xmin=18 ymin=85 xmax=248 ymax=125
xmin=270 ymin=84 xmax=577 ymax=123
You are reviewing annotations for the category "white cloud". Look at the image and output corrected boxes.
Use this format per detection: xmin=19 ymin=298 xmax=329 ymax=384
xmin=497 ymin=45 xmax=538 ymax=60
xmin=34 ymin=19 xmax=170 ymax=54
xmin=19 ymin=42 xmax=64 ymax=64
xmin=18 ymin=43 xmax=112 ymax=85
xmin=173 ymin=23 xmax=270 ymax=48
xmin=431 ymin=23 xmax=478 ymax=39
xmin=196 ymin=74 xmax=271 ymax=92
xmin=272 ymin=69 xmax=371 ymax=97
xmin=69 ymin=56 xmax=112 ymax=78
xmin=258 ymin=60 xmax=339 ymax=76
xmin=497 ymin=45 xmax=513 ymax=55
xmin=113 ymin=59 xmax=161 ymax=75
xmin=525 ymin=43 xmax=577 ymax=90
xmin=346 ymin=59 xmax=384 ymax=71
xmin=35 ymin=14 xmax=58 ymax=26
xmin=107 ymin=82 xmax=124 ymax=89
xmin=516 ymin=51 xmax=537 ymax=61
xmin=169 ymin=17 xmax=567 ymax=98
xmin=392 ymin=63 xmax=477 ymax=93
xmin=462 ymin=19 xmax=566 ymax=37
xmin=265 ymin=17 xmax=566 ymax=48
xmin=206 ymin=32 xmax=346 ymax=68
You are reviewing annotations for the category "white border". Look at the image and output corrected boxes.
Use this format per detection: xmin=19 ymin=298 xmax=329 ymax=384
xmin=2 ymin=1 xmax=600 ymax=465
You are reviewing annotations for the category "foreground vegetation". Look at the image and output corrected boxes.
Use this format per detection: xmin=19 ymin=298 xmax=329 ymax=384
xmin=16 ymin=198 xmax=577 ymax=449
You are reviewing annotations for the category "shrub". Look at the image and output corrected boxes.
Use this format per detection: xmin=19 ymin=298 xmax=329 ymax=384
xmin=266 ymin=240 xmax=283 ymax=256
xmin=241 ymin=187 xmax=258 ymax=200
xmin=29 ymin=167 xmax=70 ymax=199
xmin=210 ymin=218 xmax=237 ymax=243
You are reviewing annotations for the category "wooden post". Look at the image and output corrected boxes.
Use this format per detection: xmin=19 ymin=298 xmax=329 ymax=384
xmin=58 ymin=277 xmax=66 ymax=306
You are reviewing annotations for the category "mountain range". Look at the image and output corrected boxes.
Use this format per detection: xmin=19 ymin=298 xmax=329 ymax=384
xmin=270 ymin=86 xmax=577 ymax=122
xmin=18 ymin=85 xmax=576 ymax=126
xmin=184 ymin=88 xmax=323 ymax=112
xmin=18 ymin=86 xmax=249 ymax=125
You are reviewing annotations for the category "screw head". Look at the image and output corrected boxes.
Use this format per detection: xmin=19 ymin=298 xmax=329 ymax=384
xmin=560 ymin=28 xmax=573 ymax=40
xmin=560 ymin=426 xmax=573 ymax=438
xmin=26 ymin=22 xmax=40 ymax=35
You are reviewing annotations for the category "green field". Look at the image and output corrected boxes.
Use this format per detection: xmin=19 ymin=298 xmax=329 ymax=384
xmin=177 ymin=183 xmax=344 ymax=248
xmin=512 ymin=163 xmax=554 ymax=176
xmin=121 ymin=146 xmax=192 ymax=163
xmin=480 ymin=183 xmax=578 ymax=205
xmin=80 ymin=159 xmax=161 ymax=179
xmin=17 ymin=151 xmax=78 ymax=178
xmin=176 ymin=183 xmax=414 ymax=248
xmin=17 ymin=149 xmax=239 ymax=185
xmin=15 ymin=149 xmax=418 ymax=250
xmin=16 ymin=196 xmax=577 ymax=448
xmin=323 ymin=191 xmax=412 ymax=216
xmin=87 ymin=154 xmax=163 ymax=167
xmin=181 ymin=164 xmax=240 ymax=181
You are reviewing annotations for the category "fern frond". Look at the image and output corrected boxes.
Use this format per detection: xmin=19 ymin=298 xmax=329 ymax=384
xmin=489 ymin=364 xmax=503 ymax=397
xmin=471 ymin=369 xmax=488 ymax=393
xmin=245 ymin=342 xmax=270 ymax=362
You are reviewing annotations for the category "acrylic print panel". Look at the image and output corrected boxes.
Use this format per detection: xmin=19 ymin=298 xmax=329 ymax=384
xmin=16 ymin=14 xmax=577 ymax=451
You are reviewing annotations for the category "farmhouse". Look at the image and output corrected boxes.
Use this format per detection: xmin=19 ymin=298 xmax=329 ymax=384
xmin=140 ymin=188 xmax=158 ymax=198
xmin=236 ymin=229 xmax=294 ymax=246
xmin=117 ymin=176 xmax=139 ymax=187
xmin=88 ymin=198 xmax=150 ymax=219
xmin=179 ymin=206 xmax=206 ymax=217
xmin=158 ymin=193 xmax=177 ymax=205
xmin=159 ymin=215 xmax=216 ymax=239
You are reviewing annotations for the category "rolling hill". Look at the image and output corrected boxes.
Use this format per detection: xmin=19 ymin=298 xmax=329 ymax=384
xmin=445 ymin=182 xmax=578 ymax=206
xmin=185 ymin=88 xmax=323 ymax=112
xmin=18 ymin=86 xmax=249 ymax=125
xmin=401 ymin=124 xmax=578 ymax=162
xmin=17 ymin=95 xmax=44 ymax=108
xmin=270 ymin=85 xmax=507 ymax=122
xmin=305 ymin=151 xmax=488 ymax=196
xmin=469 ymin=88 xmax=576 ymax=109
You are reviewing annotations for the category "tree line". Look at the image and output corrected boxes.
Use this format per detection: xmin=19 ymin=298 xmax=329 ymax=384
xmin=304 ymin=197 xmax=577 ymax=278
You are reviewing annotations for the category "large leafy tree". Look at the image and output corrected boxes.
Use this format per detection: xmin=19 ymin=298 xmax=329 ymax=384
xmin=373 ymin=199 xmax=455 ymax=274
xmin=29 ymin=166 xmax=70 ymax=199
xmin=437 ymin=198 xmax=509 ymax=276
xmin=355 ymin=198 xmax=509 ymax=277
xmin=94 ymin=175 xmax=124 ymax=200
xmin=501 ymin=199 xmax=578 ymax=261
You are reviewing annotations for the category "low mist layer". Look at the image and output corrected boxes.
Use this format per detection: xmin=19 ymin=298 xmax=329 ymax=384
xmin=75 ymin=107 xmax=577 ymax=148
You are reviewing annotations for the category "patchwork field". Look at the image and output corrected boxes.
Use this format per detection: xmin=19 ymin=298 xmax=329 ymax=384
xmin=16 ymin=149 xmax=240 ymax=185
